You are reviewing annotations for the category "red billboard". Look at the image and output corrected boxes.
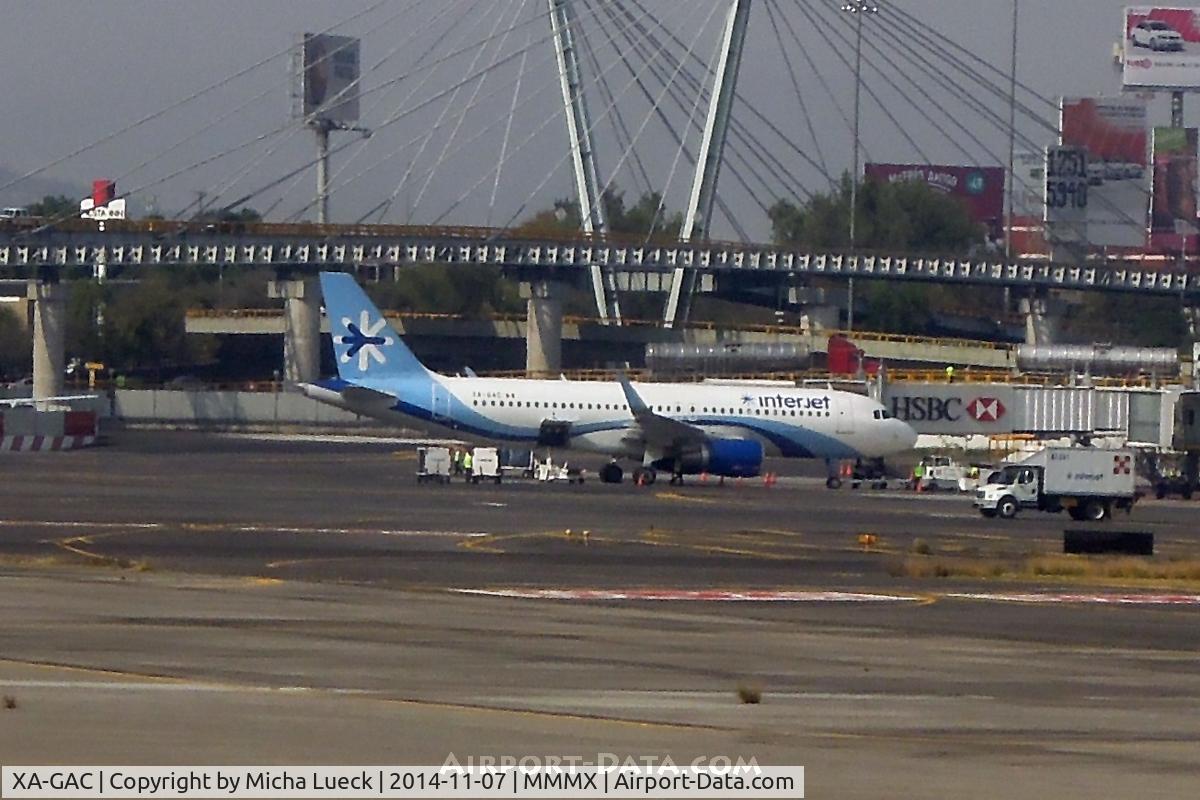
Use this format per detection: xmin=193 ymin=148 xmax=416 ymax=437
xmin=864 ymin=164 xmax=1004 ymax=232
xmin=1060 ymin=96 xmax=1149 ymax=247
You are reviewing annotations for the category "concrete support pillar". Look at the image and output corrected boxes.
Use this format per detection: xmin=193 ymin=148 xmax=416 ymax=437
xmin=1019 ymin=294 xmax=1061 ymax=346
xmin=27 ymin=280 xmax=66 ymax=401
xmin=522 ymin=280 xmax=563 ymax=377
xmin=268 ymin=278 xmax=321 ymax=385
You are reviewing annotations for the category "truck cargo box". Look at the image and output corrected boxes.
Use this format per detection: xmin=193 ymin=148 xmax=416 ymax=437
xmin=1021 ymin=447 xmax=1135 ymax=497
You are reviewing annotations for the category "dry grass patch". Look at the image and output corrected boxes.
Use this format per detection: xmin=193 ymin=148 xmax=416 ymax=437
xmin=894 ymin=553 xmax=1200 ymax=585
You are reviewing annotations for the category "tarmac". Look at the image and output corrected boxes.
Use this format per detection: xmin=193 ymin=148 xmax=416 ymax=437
xmin=1 ymin=430 xmax=1198 ymax=798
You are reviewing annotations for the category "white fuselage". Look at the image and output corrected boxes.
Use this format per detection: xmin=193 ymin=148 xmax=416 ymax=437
xmin=305 ymin=375 xmax=917 ymax=461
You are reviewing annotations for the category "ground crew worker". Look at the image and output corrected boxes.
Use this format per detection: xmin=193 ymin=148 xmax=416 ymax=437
xmin=462 ymin=449 xmax=473 ymax=481
xmin=945 ymin=365 xmax=955 ymax=383
xmin=912 ymin=460 xmax=925 ymax=491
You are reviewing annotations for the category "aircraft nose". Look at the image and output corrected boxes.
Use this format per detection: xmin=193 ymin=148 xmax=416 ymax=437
xmin=895 ymin=419 xmax=919 ymax=450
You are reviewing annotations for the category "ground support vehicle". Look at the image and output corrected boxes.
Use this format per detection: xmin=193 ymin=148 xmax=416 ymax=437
xmin=470 ymin=447 xmax=502 ymax=484
xmin=974 ymin=447 xmax=1138 ymax=521
xmin=417 ymin=446 xmax=452 ymax=484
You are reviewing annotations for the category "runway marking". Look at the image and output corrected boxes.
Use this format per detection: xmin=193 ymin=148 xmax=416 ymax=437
xmin=654 ymin=492 xmax=719 ymax=505
xmin=946 ymin=592 xmax=1200 ymax=605
xmin=0 ymin=679 xmax=370 ymax=695
xmin=454 ymin=588 xmax=922 ymax=602
xmin=0 ymin=519 xmax=163 ymax=530
xmin=220 ymin=433 xmax=463 ymax=446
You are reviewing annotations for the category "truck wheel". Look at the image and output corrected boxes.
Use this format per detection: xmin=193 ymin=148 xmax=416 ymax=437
xmin=997 ymin=497 xmax=1018 ymax=519
xmin=1082 ymin=499 xmax=1109 ymax=521
xmin=826 ymin=476 xmax=842 ymax=490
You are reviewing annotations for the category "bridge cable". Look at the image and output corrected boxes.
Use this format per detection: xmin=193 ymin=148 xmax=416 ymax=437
xmin=489 ymin=30 xmax=534 ymax=226
xmin=447 ymin=0 xmax=693 ymax=229
xmin=792 ymin=0 xmax=932 ymax=165
xmin=762 ymin=0 xmax=833 ymax=190
xmin=621 ymin=0 xmax=832 ymax=194
xmin=577 ymin=0 xmax=655 ymax=196
xmin=594 ymin=0 xmax=773 ymax=235
xmin=600 ymin=0 xmax=806 ymax=217
xmin=410 ymin=0 xmax=533 ymax=218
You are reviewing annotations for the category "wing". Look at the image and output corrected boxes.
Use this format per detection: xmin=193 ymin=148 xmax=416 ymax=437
xmin=617 ymin=373 xmax=707 ymax=454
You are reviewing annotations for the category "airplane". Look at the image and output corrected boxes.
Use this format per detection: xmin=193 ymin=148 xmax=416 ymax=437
xmin=301 ymin=272 xmax=918 ymax=486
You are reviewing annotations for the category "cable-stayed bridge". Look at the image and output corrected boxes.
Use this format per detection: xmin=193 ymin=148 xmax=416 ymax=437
xmin=0 ymin=1 xmax=1193 ymax=398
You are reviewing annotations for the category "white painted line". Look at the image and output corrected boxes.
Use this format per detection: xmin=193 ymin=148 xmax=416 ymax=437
xmin=231 ymin=525 xmax=488 ymax=538
xmin=946 ymin=592 xmax=1200 ymax=606
xmin=0 ymin=679 xmax=376 ymax=695
xmin=220 ymin=433 xmax=463 ymax=446
xmin=454 ymin=588 xmax=921 ymax=602
xmin=0 ymin=519 xmax=486 ymax=539
xmin=0 ymin=520 xmax=162 ymax=530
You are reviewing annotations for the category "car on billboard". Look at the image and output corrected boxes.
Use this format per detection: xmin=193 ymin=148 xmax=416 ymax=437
xmin=1131 ymin=19 xmax=1185 ymax=50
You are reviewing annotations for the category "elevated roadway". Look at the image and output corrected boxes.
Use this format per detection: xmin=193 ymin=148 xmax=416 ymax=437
xmin=2 ymin=219 xmax=1198 ymax=299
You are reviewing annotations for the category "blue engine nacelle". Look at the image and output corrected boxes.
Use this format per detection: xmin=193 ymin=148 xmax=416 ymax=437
xmin=665 ymin=438 xmax=764 ymax=478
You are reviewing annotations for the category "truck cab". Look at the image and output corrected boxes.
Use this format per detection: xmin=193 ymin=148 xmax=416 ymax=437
xmin=975 ymin=464 xmax=1040 ymax=519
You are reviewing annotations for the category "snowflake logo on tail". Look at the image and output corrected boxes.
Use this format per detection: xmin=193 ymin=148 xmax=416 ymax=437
xmin=339 ymin=311 xmax=394 ymax=371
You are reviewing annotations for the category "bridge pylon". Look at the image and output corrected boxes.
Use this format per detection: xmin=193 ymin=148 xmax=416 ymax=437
xmin=27 ymin=277 xmax=67 ymax=401
xmin=269 ymin=277 xmax=321 ymax=385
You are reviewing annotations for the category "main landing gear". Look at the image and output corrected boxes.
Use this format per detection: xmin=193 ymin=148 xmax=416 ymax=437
xmin=632 ymin=467 xmax=657 ymax=486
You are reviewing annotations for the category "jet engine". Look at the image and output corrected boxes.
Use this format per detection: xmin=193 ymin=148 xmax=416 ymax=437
xmin=668 ymin=438 xmax=763 ymax=478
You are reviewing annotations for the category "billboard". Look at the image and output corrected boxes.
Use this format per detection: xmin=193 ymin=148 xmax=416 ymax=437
xmin=1012 ymin=151 xmax=1046 ymax=217
xmin=1060 ymin=96 xmax=1149 ymax=248
xmin=865 ymin=164 xmax=1004 ymax=235
xmin=883 ymin=384 xmax=1016 ymax=436
xmin=1043 ymin=145 xmax=1089 ymax=246
xmin=300 ymin=33 xmax=360 ymax=124
xmin=1124 ymin=6 xmax=1200 ymax=88
xmin=1151 ymin=126 xmax=1199 ymax=232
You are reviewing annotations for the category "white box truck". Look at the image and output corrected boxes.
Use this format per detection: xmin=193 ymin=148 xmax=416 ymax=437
xmin=973 ymin=447 xmax=1138 ymax=521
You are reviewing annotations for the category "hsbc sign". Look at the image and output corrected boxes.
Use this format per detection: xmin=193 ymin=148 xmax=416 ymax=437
xmin=884 ymin=384 xmax=1016 ymax=434
xmin=967 ymin=397 xmax=1006 ymax=422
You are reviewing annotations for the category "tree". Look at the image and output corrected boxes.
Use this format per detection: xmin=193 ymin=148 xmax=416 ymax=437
xmin=27 ymin=194 xmax=80 ymax=219
xmin=769 ymin=175 xmax=997 ymax=335
xmin=769 ymin=173 xmax=984 ymax=252
xmin=1063 ymin=294 xmax=1188 ymax=348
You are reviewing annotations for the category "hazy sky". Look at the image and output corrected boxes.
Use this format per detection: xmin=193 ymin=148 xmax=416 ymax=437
xmin=0 ymin=0 xmax=1184 ymax=240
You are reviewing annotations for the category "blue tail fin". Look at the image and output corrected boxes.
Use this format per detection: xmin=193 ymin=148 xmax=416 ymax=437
xmin=319 ymin=272 xmax=430 ymax=382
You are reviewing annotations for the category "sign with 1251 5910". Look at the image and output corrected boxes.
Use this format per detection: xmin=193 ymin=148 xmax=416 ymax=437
xmin=1044 ymin=144 xmax=1088 ymax=243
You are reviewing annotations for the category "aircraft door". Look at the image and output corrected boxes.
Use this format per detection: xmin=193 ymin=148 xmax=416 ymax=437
xmin=431 ymin=383 xmax=451 ymax=422
xmin=835 ymin=395 xmax=855 ymax=434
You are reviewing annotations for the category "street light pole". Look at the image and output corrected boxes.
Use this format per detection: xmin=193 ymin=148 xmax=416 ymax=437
xmin=842 ymin=2 xmax=878 ymax=333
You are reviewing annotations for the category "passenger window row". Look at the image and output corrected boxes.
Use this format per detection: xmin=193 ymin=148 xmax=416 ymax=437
xmin=468 ymin=399 xmax=830 ymax=418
